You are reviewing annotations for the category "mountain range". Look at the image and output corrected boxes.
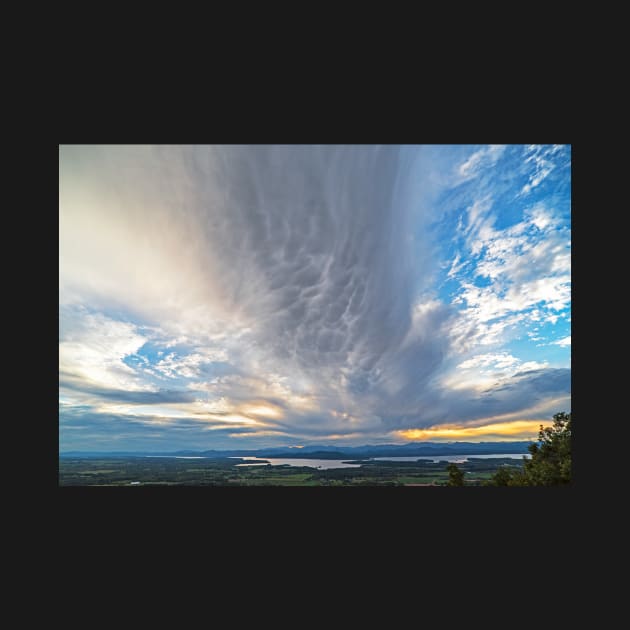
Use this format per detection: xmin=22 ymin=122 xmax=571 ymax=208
xmin=60 ymin=441 xmax=533 ymax=459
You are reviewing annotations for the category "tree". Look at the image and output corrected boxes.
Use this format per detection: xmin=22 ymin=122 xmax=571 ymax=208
xmin=488 ymin=412 xmax=571 ymax=486
xmin=447 ymin=463 xmax=464 ymax=486
xmin=522 ymin=412 xmax=571 ymax=485
xmin=492 ymin=465 xmax=517 ymax=486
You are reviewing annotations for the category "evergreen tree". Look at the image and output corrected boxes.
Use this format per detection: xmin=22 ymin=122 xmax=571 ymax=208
xmin=522 ymin=412 xmax=571 ymax=485
xmin=488 ymin=412 xmax=571 ymax=486
xmin=492 ymin=465 xmax=516 ymax=486
xmin=447 ymin=463 xmax=465 ymax=486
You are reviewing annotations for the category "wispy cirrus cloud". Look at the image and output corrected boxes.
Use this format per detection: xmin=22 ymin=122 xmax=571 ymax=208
xmin=457 ymin=145 xmax=507 ymax=181
xmin=520 ymin=144 xmax=566 ymax=196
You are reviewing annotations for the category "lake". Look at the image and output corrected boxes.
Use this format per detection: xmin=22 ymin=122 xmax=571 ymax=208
xmin=372 ymin=454 xmax=530 ymax=464
xmin=232 ymin=453 xmax=529 ymax=469
xmin=233 ymin=457 xmax=361 ymax=469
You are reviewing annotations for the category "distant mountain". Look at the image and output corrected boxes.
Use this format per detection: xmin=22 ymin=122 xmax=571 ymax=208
xmin=60 ymin=441 xmax=532 ymax=459
xmin=256 ymin=442 xmax=532 ymax=458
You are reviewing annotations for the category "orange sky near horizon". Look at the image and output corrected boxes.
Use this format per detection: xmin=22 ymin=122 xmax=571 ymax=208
xmin=397 ymin=419 xmax=544 ymax=442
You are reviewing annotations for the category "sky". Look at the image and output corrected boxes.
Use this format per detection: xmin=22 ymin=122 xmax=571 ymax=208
xmin=59 ymin=145 xmax=571 ymax=452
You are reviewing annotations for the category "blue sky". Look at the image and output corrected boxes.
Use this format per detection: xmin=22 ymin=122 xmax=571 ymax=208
xmin=59 ymin=145 xmax=571 ymax=451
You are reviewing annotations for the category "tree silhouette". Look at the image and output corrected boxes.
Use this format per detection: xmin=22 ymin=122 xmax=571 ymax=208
xmin=522 ymin=412 xmax=571 ymax=485
xmin=488 ymin=412 xmax=571 ymax=486
xmin=447 ymin=463 xmax=465 ymax=486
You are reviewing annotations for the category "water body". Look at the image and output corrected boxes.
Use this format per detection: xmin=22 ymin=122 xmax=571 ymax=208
xmin=233 ymin=457 xmax=361 ymax=469
xmin=233 ymin=453 xmax=529 ymax=468
xmin=372 ymin=454 xmax=530 ymax=464
xmin=141 ymin=453 xmax=528 ymax=468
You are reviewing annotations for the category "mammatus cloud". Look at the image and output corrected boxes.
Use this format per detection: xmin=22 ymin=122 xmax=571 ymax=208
xmin=59 ymin=145 xmax=571 ymax=450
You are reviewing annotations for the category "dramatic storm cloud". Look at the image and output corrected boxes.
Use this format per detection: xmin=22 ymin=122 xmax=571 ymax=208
xmin=59 ymin=145 xmax=571 ymax=450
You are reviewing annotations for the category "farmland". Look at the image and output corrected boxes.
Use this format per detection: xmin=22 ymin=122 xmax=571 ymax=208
xmin=59 ymin=455 xmax=525 ymax=486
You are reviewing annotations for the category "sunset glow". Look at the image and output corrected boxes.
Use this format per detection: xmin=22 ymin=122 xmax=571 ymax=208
xmin=397 ymin=420 xmax=546 ymax=442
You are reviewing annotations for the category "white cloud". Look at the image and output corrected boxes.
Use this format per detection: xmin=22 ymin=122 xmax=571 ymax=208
xmin=552 ymin=336 xmax=571 ymax=347
xmin=447 ymin=351 xmax=550 ymax=394
xmin=527 ymin=203 xmax=555 ymax=231
xmin=447 ymin=195 xmax=571 ymax=353
xmin=457 ymin=352 xmax=520 ymax=371
xmin=153 ymin=348 xmax=228 ymax=380
xmin=457 ymin=145 xmax=506 ymax=180
xmin=447 ymin=252 xmax=465 ymax=279
xmin=59 ymin=146 xmax=253 ymax=341
xmin=520 ymin=145 xmax=564 ymax=196
xmin=59 ymin=309 xmax=152 ymax=392
xmin=519 ymin=360 xmax=550 ymax=371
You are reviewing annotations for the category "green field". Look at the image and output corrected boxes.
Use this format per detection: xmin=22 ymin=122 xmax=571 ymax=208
xmin=59 ymin=456 xmax=526 ymax=486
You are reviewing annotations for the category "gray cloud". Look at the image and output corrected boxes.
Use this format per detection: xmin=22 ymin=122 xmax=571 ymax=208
xmin=381 ymin=367 xmax=571 ymax=430
xmin=60 ymin=145 xmax=571 ymax=447
xmin=60 ymin=380 xmax=199 ymax=405
xmin=188 ymin=146 xmax=416 ymax=373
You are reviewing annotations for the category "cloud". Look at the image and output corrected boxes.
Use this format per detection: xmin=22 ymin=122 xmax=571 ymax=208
xmin=552 ymin=336 xmax=571 ymax=347
xmin=446 ymin=196 xmax=571 ymax=351
xmin=59 ymin=145 xmax=571 ymax=450
xmin=152 ymin=349 xmax=229 ymax=379
xmin=393 ymin=367 xmax=571 ymax=431
xmin=457 ymin=145 xmax=507 ymax=181
xmin=59 ymin=307 xmax=152 ymax=392
xmin=457 ymin=352 xmax=520 ymax=371
xmin=520 ymin=144 xmax=565 ymax=195
xmin=61 ymin=146 xmax=423 ymax=422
